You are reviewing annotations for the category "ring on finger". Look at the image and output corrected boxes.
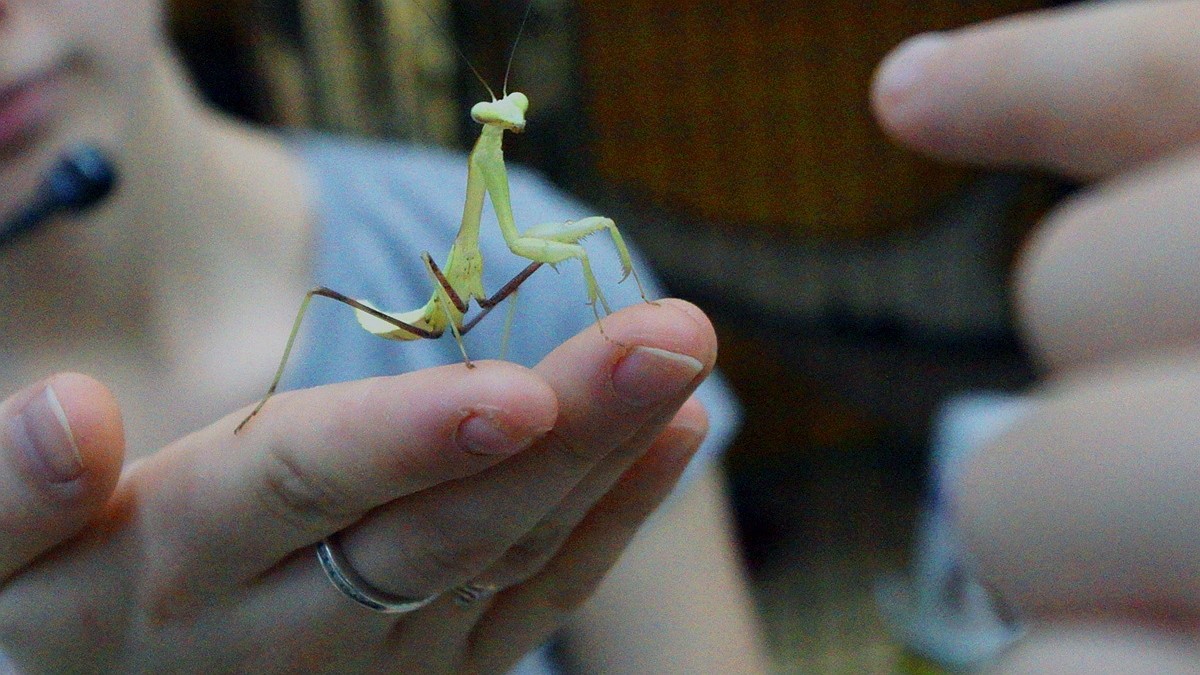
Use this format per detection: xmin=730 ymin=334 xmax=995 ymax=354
xmin=317 ymin=536 xmax=439 ymax=614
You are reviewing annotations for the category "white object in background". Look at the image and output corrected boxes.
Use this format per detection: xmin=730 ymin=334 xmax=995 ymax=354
xmin=876 ymin=393 xmax=1032 ymax=670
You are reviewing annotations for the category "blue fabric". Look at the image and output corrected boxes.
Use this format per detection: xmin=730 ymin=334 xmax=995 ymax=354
xmin=286 ymin=134 xmax=742 ymax=673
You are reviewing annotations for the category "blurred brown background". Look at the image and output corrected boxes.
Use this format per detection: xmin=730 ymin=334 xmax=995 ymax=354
xmin=167 ymin=1 xmax=1067 ymax=670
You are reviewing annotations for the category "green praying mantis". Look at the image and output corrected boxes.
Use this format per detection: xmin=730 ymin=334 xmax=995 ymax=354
xmin=235 ymin=15 xmax=649 ymax=434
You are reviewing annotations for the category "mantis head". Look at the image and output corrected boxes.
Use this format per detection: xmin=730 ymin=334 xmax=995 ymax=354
xmin=471 ymin=92 xmax=528 ymax=133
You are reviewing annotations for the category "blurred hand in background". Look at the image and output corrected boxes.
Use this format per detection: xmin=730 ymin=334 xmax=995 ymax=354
xmin=873 ymin=1 xmax=1200 ymax=670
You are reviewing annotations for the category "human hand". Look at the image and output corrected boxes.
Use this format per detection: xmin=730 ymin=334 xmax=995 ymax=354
xmin=873 ymin=1 xmax=1200 ymax=668
xmin=0 ymin=298 xmax=713 ymax=673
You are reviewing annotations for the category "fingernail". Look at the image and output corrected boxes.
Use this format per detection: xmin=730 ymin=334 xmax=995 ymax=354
xmin=612 ymin=346 xmax=704 ymax=407
xmin=874 ymin=32 xmax=946 ymax=120
xmin=456 ymin=408 xmax=541 ymax=457
xmin=7 ymin=385 xmax=83 ymax=484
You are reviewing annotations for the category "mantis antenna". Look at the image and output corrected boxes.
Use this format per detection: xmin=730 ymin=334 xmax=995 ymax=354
xmin=503 ymin=0 xmax=537 ymax=97
xmin=416 ymin=0 xmax=536 ymax=100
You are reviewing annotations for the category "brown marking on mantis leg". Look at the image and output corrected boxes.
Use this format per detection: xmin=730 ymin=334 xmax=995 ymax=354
xmin=421 ymin=252 xmax=470 ymax=314
xmin=460 ymin=261 xmax=543 ymax=334
xmin=478 ymin=261 xmax=543 ymax=309
xmin=309 ymin=287 xmax=444 ymax=339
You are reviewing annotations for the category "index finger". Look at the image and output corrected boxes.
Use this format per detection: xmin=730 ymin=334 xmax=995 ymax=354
xmin=124 ymin=361 xmax=558 ymax=591
xmin=871 ymin=0 xmax=1200 ymax=178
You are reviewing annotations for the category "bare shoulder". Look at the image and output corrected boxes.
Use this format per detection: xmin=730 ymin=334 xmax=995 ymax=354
xmin=152 ymin=116 xmax=320 ymax=423
xmin=206 ymin=114 xmax=317 ymax=247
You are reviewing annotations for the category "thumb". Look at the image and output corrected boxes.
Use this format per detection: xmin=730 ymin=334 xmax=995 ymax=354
xmin=0 ymin=373 xmax=124 ymax=580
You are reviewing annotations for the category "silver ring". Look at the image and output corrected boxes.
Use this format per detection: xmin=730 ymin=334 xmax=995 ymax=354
xmin=452 ymin=581 xmax=500 ymax=606
xmin=316 ymin=537 xmax=438 ymax=614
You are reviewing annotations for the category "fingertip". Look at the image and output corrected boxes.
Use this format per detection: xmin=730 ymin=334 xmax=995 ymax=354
xmin=612 ymin=298 xmax=719 ymax=371
xmin=451 ymin=361 xmax=559 ymax=457
xmin=0 ymin=373 xmax=125 ymax=576
xmin=4 ymin=372 xmax=125 ymax=505
xmin=658 ymin=297 xmax=711 ymax=329
xmin=871 ymin=32 xmax=949 ymax=144
xmin=45 ymin=372 xmax=126 ymax=480
xmin=661 ymin=298 xmax=719 ymax=348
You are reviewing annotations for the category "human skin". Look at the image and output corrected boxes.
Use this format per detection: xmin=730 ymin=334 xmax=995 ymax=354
xmin=0 ymin=0 xmax=766 ymax=671
xmin=1 ymin=306 xmax=719 ymax=671
xmin=873 ymin=0 xmax=1200 ymax=670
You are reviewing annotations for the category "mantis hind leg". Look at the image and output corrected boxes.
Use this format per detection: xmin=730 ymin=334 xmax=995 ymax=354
xmin=238 ymin=261 xmax=545 ymax=434
xmin=235 ymin=286 xmax=443 ymax=434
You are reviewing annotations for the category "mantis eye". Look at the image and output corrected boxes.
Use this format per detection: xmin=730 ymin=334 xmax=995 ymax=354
xmin=471 ymin=95 xmax=528 ymax=131
xmin=470 ymin=101 xmax=493 ymax=124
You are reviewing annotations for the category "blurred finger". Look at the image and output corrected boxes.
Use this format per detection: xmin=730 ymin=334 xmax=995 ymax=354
xmin=478 ymin=397 xmax=709 ymax=589
xmin=872 ymin=0 xmax=1200 ymax=178
xmin=457 ymin=418 xmax=702 ymax=672
xmin=958 ymin=353 xmax=1200 ymax=619
xmin=1013 ymin=147 xmax=1200 ymax=369
xmin=0 ymin=373 xmax=123 ymax=580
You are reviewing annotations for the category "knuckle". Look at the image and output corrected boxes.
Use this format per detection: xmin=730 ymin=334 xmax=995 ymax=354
xmin=388 ymin=513 xmax=502 ymax=595
xmin=256 ymin=443 xmax=358 ymax=537
xmin=540 ymin=429 xmax=602 ymax=471
xmin=496 ymin=518 xmax=573 ymax=583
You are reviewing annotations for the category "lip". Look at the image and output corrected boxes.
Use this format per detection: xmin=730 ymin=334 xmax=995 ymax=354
xmin=0 ymin=66 xmax=65 ymax=151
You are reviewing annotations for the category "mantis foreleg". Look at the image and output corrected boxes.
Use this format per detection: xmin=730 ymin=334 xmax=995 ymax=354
xmin=468 ymin=120 xmax=650 ymax=318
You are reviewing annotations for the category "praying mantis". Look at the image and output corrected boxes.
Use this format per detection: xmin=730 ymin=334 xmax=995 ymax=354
xmin=235 ymin=12 xmax=649 ymax=434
